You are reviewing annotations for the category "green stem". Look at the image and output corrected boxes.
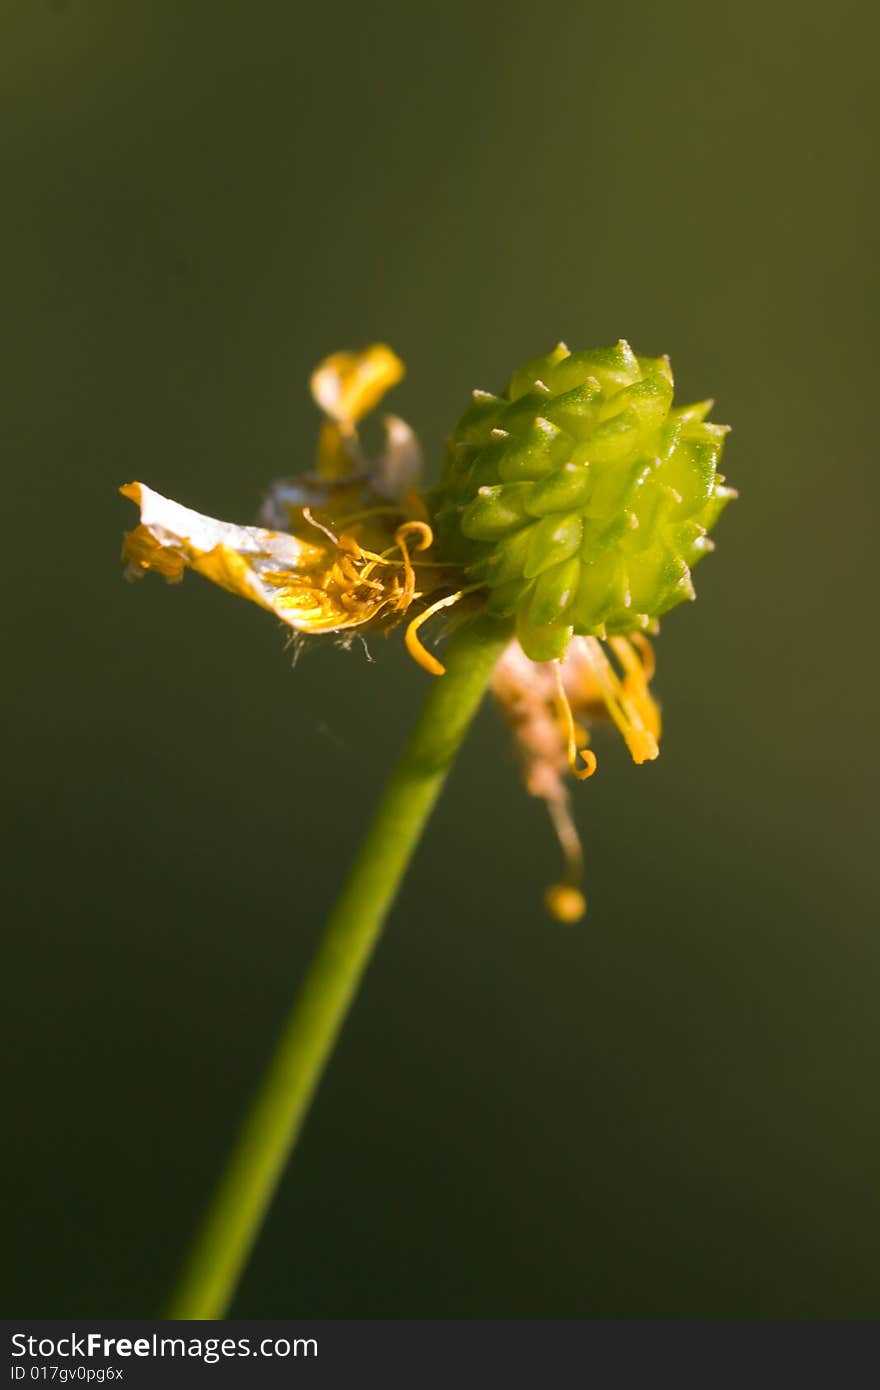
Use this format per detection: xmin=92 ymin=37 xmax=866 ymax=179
xmin=165 ymin=614 xmax=512 ymax=1319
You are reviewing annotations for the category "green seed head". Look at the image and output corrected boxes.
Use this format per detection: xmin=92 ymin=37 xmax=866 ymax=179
xmin=429 ymin=341 xmax=735 ymax=662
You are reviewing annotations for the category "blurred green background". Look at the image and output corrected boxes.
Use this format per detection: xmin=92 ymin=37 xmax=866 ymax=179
xmin=4 ymin=0 xmax=878 ymax=1318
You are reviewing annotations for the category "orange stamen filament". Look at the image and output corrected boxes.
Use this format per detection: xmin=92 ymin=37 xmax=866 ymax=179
xmin=404 ymin=584 xmax=482 ymax=676
xmin=554 ymin=661 xmax=598 ymax=781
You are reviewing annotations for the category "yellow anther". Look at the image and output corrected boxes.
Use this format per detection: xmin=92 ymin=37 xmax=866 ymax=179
xmin=626 ymin=728 xmax=660 ymax=763
xmin=395 ymin=519 xmax=434 ymax=552
xmin=545 ymin=883 xmax=586 ymax=924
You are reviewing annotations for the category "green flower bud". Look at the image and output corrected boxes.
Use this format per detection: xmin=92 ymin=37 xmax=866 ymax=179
xmin=430 ymin=341 xmax=735 ymax=662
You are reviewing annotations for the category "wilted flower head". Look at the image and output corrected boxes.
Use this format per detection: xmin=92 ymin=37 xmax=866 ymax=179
xmin=122 ymin=346 xmax=447 ymax=647
xmin=121 ymin=341 xmax=734 ymax=921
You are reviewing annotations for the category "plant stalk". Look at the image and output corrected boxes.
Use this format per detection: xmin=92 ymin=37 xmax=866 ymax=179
xmin=165 ymin=614 xmax=512 ymax=1319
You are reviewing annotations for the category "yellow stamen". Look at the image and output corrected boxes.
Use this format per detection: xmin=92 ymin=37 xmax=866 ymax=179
xmin=609 ymin=635 xmax=661 ymax=743
xmin=392 ymin=521 xmax=434 ymax=605
xmin=627 ymin=630 xmax=656 ymax=681
xmin=581 ymin=637 xmax=659 ymax=764
xmin=301 ymin=506 xmax=340 ymax=546
xmin=404 ymin=584 xmax=481 ymax=676
xmin=395 ymin=519 xmax=434 ymax=552
xmin=554 ymin=661 xmax=598 ymax=781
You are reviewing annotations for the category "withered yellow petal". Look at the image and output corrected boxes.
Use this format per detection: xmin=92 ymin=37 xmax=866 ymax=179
xmin=120 ymin=481 xmax=393 ymax=634
xmin=310 ymin=344 xmax=404 ymax=429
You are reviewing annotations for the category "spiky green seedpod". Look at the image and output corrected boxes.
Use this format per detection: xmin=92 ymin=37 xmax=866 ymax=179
xmin=429 ymin=341 xmax=735 ymax=662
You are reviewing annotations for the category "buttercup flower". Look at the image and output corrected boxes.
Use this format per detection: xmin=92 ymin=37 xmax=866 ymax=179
xmin=121 ymin=341 xmax=734 ymax=920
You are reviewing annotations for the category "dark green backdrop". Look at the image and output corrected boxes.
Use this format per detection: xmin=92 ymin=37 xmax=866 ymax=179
xmin=5 ymin=0 xmax=878 ymax=1317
